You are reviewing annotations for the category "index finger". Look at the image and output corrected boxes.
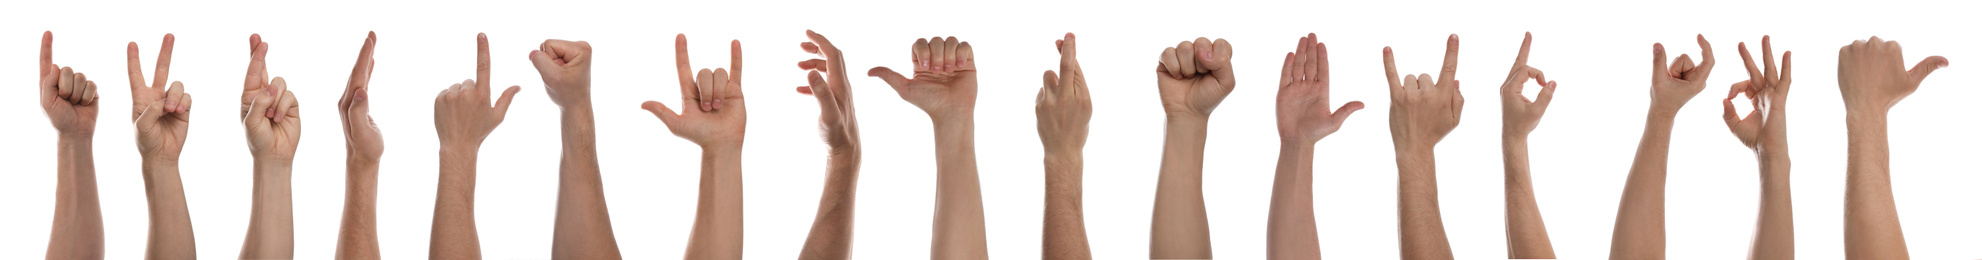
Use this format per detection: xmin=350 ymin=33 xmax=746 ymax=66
xmin=1384 ymin=47 xmax=1402 ymax=90
xmin=477 ymin=33 xmax=491 ymax=90
xmin=675 ymin=34 xmax=696 ymax=100
xmin=1691 ymin=34 xmax=1715 ymax=81
xmin=40 ymin=31 xmax=53 ymax=75
xmin=1512 ymin=32 xmax=1532 ymax=70
xmin=129 ymin=42 xmax=150 ymax=92
xmin=805 ymin=30 xmax=835 ymax=55
xmin=350 ymin=32 xmax=377 ymax=92
xmin=1438 ymin=34 xmax=1460 ymax=85
xmin=152 ymin=33 xmax=175 ymax=89
xmin=245 ymin=35 xmax=268 ymax=91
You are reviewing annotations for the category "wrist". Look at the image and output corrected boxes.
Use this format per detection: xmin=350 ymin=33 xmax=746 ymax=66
xmin=1502 ymin=133 xmax=1529 ymax=144
xmin=702 ymin=144 xmax=744 ymax=158
xmin=58 ymin=130 xmax=94 ymax=141
xmin=560 ymin=101 xmax=595 ymax=117
xmin=254 ymin=160 xmax=294 ymax=186
xmin=1646 ymin=106 xmax=1680 ymax=122
xmin=58 ymin=135 xmax=92 ymax=149
xmin=1165 ymin=113 xmax=1211 ymax=127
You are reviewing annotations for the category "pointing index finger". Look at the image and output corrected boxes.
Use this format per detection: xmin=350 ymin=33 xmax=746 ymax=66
xmin=153 ymin=33 xmax=175 ymax=89
xmin=41 ymin=31 xmax=53 ymax=75
xmin=1438 ymin=34 xmax=1460 ymax=85
xmin=1513 ymin=32 xmax=1532 ymax=70
xmin=477 ymin=33 xmax=491 ymax=90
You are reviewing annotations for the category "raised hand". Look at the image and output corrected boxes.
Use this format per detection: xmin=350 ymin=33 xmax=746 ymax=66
xmin=529 ymin=39 xmax=593 ymax=109
xmin=869 ymin=36 xmax=977 ymax=118
xmin=798 ymin=30 xmax=860 ymax=153
xmin=1039 ymin=33 xmax=1091 ymax=156
xmin=343 ymin=32 xmax=386 ymax=163
xmin=1651 ymin=35 xmax=1717 ymax=113
xmin=436 ymin=33 xmax=522 ymax=150
xmin=644 ymin=34 xmax=745 ymax=149
xmin=41 ymin=31 xmax=100 ymax=137
xmin=240 ymin=34 xmax=300 ymax=161
xmin=1501 ymin=33 xmax=1556 ymax=137
xmin=127 ymin=34 xmax=189 ymax=160
xmin=1385 ymin=34 xmax=1464 ymax=150
xmin=1157 ymin=37 xmax=1235 ymax=119
xmin=1277 ymin=33 xmax=1363 ymax=144
xmin=1724 ymin=36 xmax=1792 ymax=151
xmin=1838 ymin=36 xmax=1947 ymax=115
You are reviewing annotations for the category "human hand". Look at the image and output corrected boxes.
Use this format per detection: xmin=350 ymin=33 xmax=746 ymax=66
xmin=797 ymin=30 xmax=861 ymax=153
xmin=1385 ymin=34 xmax=1464 ymax=150
xmin=127 ymin=34 xmax=189 ymax=160
xmin=1277 ymin=33 xmax=1364 ymax=144
xmin=436 ymin=33 xmax=522 ymax=150
xmin=643 ymin=34 xmax=746 ymax=149
xmin=1038 ymin=33 xmax=1091 ymax=155
xmin=1501 ymin=33 xmax=1557 ymax=138
xmin=1724 ymin=36 xmax=1793 ymax=151
xmin=240 ymin=34 xmax=301 ymax=162
xmin=1837 ymin=36 xmax=1947 ymax=115
xmin=341 ymin=32 xmax=386 ymax=162
xmin=1650 ymin=35 xmax=1716 ymax=113
xmin=1156 ymin=37 xmax=1235 ymax=119
xmin=39 ymin=31 xmax=100 ymax=138
xmin=868 ymin=36 xmax=977 ymax=119
xmin=529 ymin=39 xmax=593 ymax=109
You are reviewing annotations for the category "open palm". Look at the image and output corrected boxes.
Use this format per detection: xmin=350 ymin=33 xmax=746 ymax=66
xmin=1277 ymin=34 xmax=1363 ymax=143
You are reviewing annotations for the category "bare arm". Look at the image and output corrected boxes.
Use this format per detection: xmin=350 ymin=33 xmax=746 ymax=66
xmin=527 ymin=38 xmax=622 ymax=259
xmin=238 ymin=34 xmax=300 ymax=260
xmin=1269 ymin=143 xmax=1318 ymax=259
xmin=795 ymin=30 xmax=862 ymax=260
xmin=431 ymin=149 xmax=481 ymax=259
xmin=799 ymin=151 xmax=861 ymax=260
xmin=1723 ymin=37 xmax=1794 ymax=260
xmin=1152 ymin=117 xmax=1212 ymax=259
xmin=41 ymin=31 xmax=105 ymax=260
xmin=646 ymin=35 xmax=749 ymax=259
xmin=1610 ymin=35 xmax=1714 ymax=260
xmin=240 ymin=161 xmax=296 ymax=259
xmin=868 ymin=36 xmax=988 ymax=259
xmin=1384 ymin=34 xmax=1464 ymax=260
xmin=337 ymin=32 xmax=383 ymax=260
xmin=1268 ymin=34 xmax=1363 ymax=260
xmin=1835 ymin=36 xmax=1945 ymax=260
xmin=1499 ymin=32 xmax=1558 ymax=259
xmin=1039 ymin=33 xmax=1092 ymax=260
xmin=125 ymin=33 xmax=197 ymax=260
xmin=682 ymin=147 xmax=744 ymax=259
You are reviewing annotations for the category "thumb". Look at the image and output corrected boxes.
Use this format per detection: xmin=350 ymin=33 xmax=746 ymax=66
xmin=642 ymin=101 xmax=682 ymax=129
xmin=867 ymin=67 xmax=911 ymax=93
xmin=491 ymin=86 xmax=521 ymax=125
xmin=1330 ymin=101 xmax=1366 ymax=126
xmin=1533 ymin=81 xmax=1557 ymax=111
xmin=1908 ymin=56 xmax=1949 ymax=87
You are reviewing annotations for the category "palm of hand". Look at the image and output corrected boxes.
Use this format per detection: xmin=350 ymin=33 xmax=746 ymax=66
xmin=646 ymin=35 xmax=746 ymax=148
xmin=133 ymin=83 xmax=190 ymax=158
xmin=1276 ymin=34 xmax=1361 ymax=143
xmin=871 ymin=36 xmax=977 ymax=118
xmin=1650 ymin=36 xmax=1716 ymax=111
xmin=1725 ymin=38 xmax=1792 ymax=150
xmin=1156 ymin=38 xmax=1235 ymax=118
xmin=1837 ymin=37 xmax=1947 ymax=113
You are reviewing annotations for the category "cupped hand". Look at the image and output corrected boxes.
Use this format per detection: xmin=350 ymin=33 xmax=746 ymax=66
xmin=128 ymin=34 xmax=191 ymax=160
xmin=1386 ymin=34 xmax=1464 ymax=149
xmin=240 ymin=34 xmax=301 ymax=162
xmin=797 ymin=30 xmax=860 ymax=153
xmin=1724 ymin=36 xmax=1793 ymax=151
xmin=529 ymin=39 xmax=593 ymax=108
xmin=1156 ymin=37 xmax=1235 ymax=119
xmin=1277 ymin=33 xmax=1363 ymax=144
xmin=341 ymin=32 xmax=385 ymax=161
xmin=436 ymin=33 xmax=522 ymax=150
xmin=40 ymin=31 xmax=100 ymax=137
xmin=1837 ymin=36 xmax=1947 ymax=115
xmin=644 ymin=34 xmax=746 ymax=149
xmin=869 ymin=36 xmax=977 ymax=119
xmin=1501 ymin=32 xmax=1557 ymax=137
xmin=1038 ymin=33 xmax=1091 ymax=154
xmin=1650 ymin=35 xmax=1716 ymax=112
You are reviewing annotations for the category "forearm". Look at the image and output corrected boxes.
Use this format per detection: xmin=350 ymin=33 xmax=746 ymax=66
xmin=929 ymin=115 xmax=988 ymax=259
xmin=1150 ymin=116 xmax=1211 ymax=259
xmin=142 ymin=158 xmax=197 ymax=259
xmin=552 ymin=106 xmax=623 ymax=259
xmin=337 ymin=158 xmax=380 ymax=260
xmin=241 ymin=160 xmax=295 ymax=259
xmin=1750 ymin=150 xmax=1793 ymax=260
xmin=798 ymin=151 xmax=860 ymax=260
xmin=1501 ymin=136 xmax=1555 ymax=259
xmin=684 ymin=146 xmax=745 ymax=259
xmin=1395 ymin=146 xmax=1453 ymax=260
xmin=1608 ymin=110 xmax=1675 ymax=260
xmin=1267 ymin=142 xmax=1318 ymax=260
xmin=47 ymin=137 xmax=104 ymax=259
xmin=431 ymin=148 xmax=480 ymax=259
xmin=1043 ymin=151 xmax=1090 ymax=260
xmin=1843 ymin=112 xmax=1905 ymax=260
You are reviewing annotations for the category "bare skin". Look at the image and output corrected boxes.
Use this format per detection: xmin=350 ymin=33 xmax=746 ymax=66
xmin=1837 ymin=36 xmax=1947 ymax=260
xmin=1499 ymin=32 xmax=1558 ymax=260
xmin=1269 ymin=33 xmax=1365 ymax=260
xmin=868 ymin=36 xmax=989 ymax=260
xmin=1038 ymin=32 xmax=1093 ymax=260
xmin=794 ymin=30 xmax=863 ymax=260
xmin=528 ymin=38 xmax=625 ymax=259
xmin=127 ymin=32 xmax=198 ymax=260
xmin=1384 ymin=34 xmax=1463 ymax=260
xmin=430 ymin=33 xmax=523 ymax=260
xmin=238 ymin=33 xmax=301 ymax=260
xmin=335 ymin=32 xmax=384 ymax=260
xmin=642 ymin=34 xmax=747 ymax=259
xmin=40 ymin=31 xmax=105 ymax=260
xmin=1608 ymin=34 xmax=1716 ymax=260
xmin=1723 ymin=36 xmax=1795 ymax=260
xmin=1149 ymin=36 xmax=1234 ymax=260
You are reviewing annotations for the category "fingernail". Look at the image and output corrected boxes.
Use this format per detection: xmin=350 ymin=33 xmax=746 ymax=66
xmin=702 ymin=102 xmax=711 ymax=111
xmin=714 ymin=99 xmax=723 ymax=109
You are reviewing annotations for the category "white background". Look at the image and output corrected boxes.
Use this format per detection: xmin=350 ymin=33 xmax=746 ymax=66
xmin=2 ymin=0 xmax=1975 ymax=259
